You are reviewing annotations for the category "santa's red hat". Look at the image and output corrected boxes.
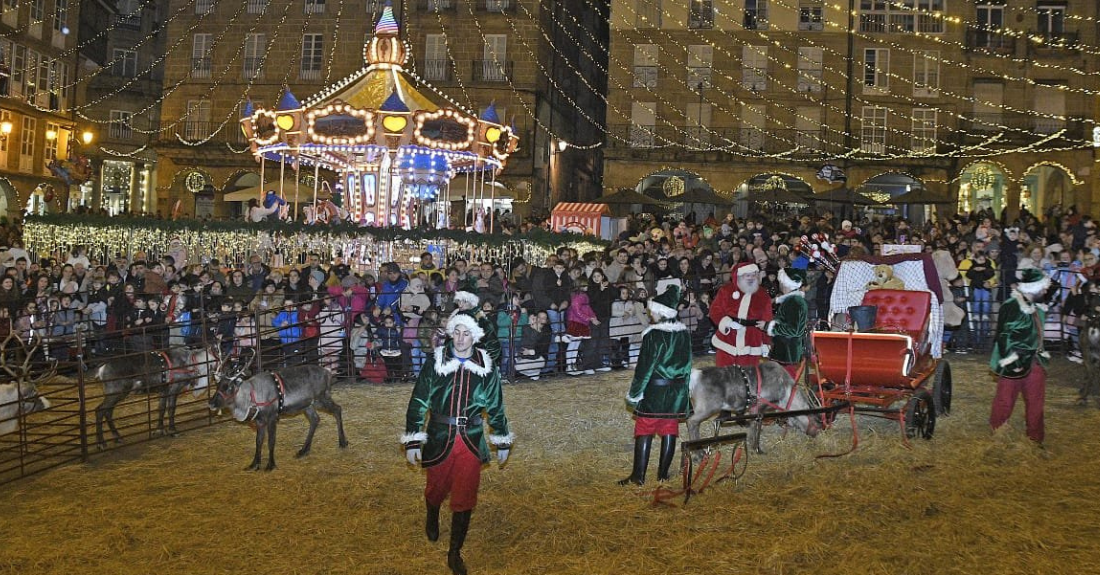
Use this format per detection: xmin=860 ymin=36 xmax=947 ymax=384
xmin=730 ymin=262 xmax=760 ymax=282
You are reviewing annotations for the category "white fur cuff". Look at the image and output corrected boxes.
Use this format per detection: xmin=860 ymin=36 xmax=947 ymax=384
xmin=998 ymin=352 xmax=1020 ymax=368
xmin=400 ymin=432 xmax=428 ymax=444
xmin=626 ymin=392 xmax=644 ymax=404
xmin=488 ymin=433 xmax=515 ymax=446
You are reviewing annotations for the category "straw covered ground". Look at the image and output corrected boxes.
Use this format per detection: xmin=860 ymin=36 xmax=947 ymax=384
xmin=3 ymin=355 xmax=1100 ymax=575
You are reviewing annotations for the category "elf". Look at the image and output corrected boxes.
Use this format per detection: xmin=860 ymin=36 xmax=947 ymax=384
xmin=402 ymin=314 xmax=513 ymax=575
xmin=989 ymin=267 xmax=1052 ymax=445
xmin=765 ymin=268 xmax=809 ymax=380
xmin=709 ymin=262 xmax=774 ymax=366
xmin=620 ymin=284 xmax=692 ymax=486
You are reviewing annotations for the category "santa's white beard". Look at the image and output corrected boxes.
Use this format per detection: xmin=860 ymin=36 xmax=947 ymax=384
xmin=738 ymin=278 xmax=760 ymax=295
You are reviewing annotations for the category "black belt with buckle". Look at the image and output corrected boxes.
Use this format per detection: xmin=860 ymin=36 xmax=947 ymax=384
xmin=430 ymin=413 xmax=484 ymax=427
xmin=650 ymin=378 xmax=685 ymax=387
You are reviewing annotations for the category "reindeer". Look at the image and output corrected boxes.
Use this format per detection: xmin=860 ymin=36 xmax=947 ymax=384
xmin=1077 ymin=294 xmax=1100 ymax=405
xmin=208 ymin=363 xmax=348 ymax=471
xmin=91 ymin=345 xmax=219 ymax=448
xmin=0 ymin=333 xmax=56 ymax=436
xmin=686 ymin=362 xmax=821 ymax=455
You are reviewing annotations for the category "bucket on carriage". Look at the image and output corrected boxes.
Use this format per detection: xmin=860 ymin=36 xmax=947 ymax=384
xmin=848 ymin=305 xmax=878 ymax=332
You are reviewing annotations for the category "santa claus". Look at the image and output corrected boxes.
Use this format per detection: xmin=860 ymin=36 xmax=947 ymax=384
xmin=709 ymin=262 xmax=774 ymax=367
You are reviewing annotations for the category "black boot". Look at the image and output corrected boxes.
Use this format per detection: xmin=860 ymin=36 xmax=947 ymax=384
xmin=448 ymin=510 xmax=472 ymax=575
xmin=425 ymin=503 xmax=440 ymax=542
xmin=618 ymin=435 xmax=652 ymax=486
xmin=656 ymin=435 xmax=678 ymax=482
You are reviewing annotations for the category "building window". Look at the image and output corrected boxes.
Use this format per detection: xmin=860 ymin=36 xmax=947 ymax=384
xmin=972 ymin=80 xmax=1004 ymax=132
xmin=687 ymin=44 xmax=712 ymax=90
xmin=632 ymin=44 xmax=658 ymax=89
xmin=797 ymin=47 xmax=823 ymax=92
xmin=184 ymin=100 xmax=211 ymax=140
xmin=44 ymin=122 xmax=59 ymax=161
xmin=1036 ymin=4 xmax=1065 ymax=37
xmin=742 ymin=46 xmax=768 ymax=91
xmin=477 ymin=35 xmax=508 ymax=83
xmin=911 ymin=108 xmax=936 ymax=153
xmin=192 ymin=34 xmax=212 ymax=78
xmin=29 ymin=0 xmax=43 ymax=23
xmin=246 ymin=0 xmax=267 ymax=14
xmin=243 ymin=34 xmax=265 ymax=79
xmin=630 ymin=101 xmax=656 ymax=148
xmin=423 ymin=34 xmax=451 ymax=82
xmin=20 ymin=116 xmax=35 ymax=164
xmin=860 ymin=106 xmax=887 ymax=154
xmin=799 ymin=0 xmax=824 ymax=30
xmin=365 ymin=0 xmax=384 ymax=13
xmin=685 ymin=102 xmax=711 ymax=147
xmin=10 ymin=44 xmax=24 ymax=98
xmin=689 ymin=0 xmax=714 ymax=29
xmin=300 ymin=34 xmax=323 ymax=80
xmin=636 ymin=0 xmax=661 ymax=27
xmin=112 ymin=49 xmax=137 ymax=77
xmin=795 ymin=105 xmax=823 ymax=151
xmin=0 ymin=110 xmax=9 ymax=154
xmin=863 ymin=48 xmax=889 ymax=93
xmin=1033 ymin=82 xmax=1065 ymax=133
xmin=195 ymin=0 xmax=213 ymax=14
xmin=53 ymin=0 xmax=68 ymax=32
xmin=913 ymin=50 xmax=939 ymax=96
xmin=741 ymin=104 xmax=766 ymax=151
xmin=744 ymin=0 xmax=768 ymax=29
xmin=304 ymin=0 xmax=324 ymax=13
xmin=23 ymin=49 xmax=39 ymax=103
xmin=109 ymin=110 xmax=134 ymax=140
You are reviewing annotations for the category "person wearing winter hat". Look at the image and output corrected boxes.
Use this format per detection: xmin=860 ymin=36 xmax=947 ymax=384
xmin=708 ymin=262 xmax=774 ymax=367
xmin=989 ymin=267 xmax=1052 ymax=444
xmin=765 ymin=268 xmax=809 ymax=380
xmin=450 ymin=290 xmax=502 ymax=364
xmin=620 ymin=284 xmax=692 ymax=486
xmin=402 ymin=312 xmax=513 ymax=575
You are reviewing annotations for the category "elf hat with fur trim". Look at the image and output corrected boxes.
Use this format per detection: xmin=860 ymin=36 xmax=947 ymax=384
xmin=778 ymin=268 xmax=806 ymax=292
xmin=1016 ymin=267 xmax=1051 ymax=298
xmin=648 ymin=283 xmax=681 ymax=320
xmin=453 ymin=290 xmax=480 ymax=308
xmin=446 ymin=312 xmax=485 ymax=343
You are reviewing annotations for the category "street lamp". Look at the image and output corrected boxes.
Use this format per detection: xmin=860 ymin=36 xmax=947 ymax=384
xmin=82 ymin=130 xmax=93 ymax=145
xmin=0 ymin=120 xmax=11 ymax=141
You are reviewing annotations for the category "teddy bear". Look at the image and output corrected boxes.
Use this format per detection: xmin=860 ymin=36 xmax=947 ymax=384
xmin=866 ymin=264 xmax=906 ymax=290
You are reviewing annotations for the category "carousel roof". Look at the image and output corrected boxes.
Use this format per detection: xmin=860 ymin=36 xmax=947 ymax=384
xmin=241 ymin=1 xmax=517 ymax=175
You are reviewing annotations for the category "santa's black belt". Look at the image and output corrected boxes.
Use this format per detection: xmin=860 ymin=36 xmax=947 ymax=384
xmin=431 ymin=413 xmax=483 ymax=427
xmin=650 ymin=378 xmax=685 ymax=387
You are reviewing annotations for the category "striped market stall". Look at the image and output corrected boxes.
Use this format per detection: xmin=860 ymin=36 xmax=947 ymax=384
xmin=551 ymin=203 xmax=613 ymax=239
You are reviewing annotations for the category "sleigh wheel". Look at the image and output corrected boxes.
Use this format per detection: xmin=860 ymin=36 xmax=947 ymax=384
xmin=904 ymin=390 xmax=936 ymax=440
xmin=932 ymin=360 xmax=952 ymax=416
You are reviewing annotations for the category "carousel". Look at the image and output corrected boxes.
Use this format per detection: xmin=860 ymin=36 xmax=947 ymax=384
xmin=239 ymin=3 xmax=519 ymax=230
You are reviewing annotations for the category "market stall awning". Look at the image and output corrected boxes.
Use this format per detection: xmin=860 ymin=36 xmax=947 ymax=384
xmin=551 ymin=202 xmax=611 ymax=236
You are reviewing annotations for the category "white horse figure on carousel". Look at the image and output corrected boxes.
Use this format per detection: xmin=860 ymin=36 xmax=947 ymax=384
xmin=472 ymin=207 xmax=487 ymax=233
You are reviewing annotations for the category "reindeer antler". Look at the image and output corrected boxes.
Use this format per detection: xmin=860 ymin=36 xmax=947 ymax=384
xmin=0 ymin=332 xmax=57 ymax=388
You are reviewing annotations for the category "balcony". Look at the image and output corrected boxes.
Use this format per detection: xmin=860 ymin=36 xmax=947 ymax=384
xmin=246 ymin=0 xmax=267 ymax=14
xmin=191 ymin=57 xmax=212 ymax=79
xmin=1028 ymin=30 xmax=1081 ymax=55
xmin=965 ymin=25 xmax=1016 ymax=54
xmin=299 ymin=67 xmax=322 ymax=81
xmin=632 ymin=66 xmax=657 ymax=89
xmin=304 ymin=0 xmax=325 ymax=14
xmin=109 ymin=14 xmax=142 ymax=30
xmin=416 ymin=0 xmax=456 ymax=13
xmin=477 ymin=0 xmax=516 ymax=14
xmin=472 ymin=59 xmax=512 ymax=83
xmin=243 ymin=57 xmax=264 ymax=80
xmin=418 ymin=59 xmax=456 ymax=83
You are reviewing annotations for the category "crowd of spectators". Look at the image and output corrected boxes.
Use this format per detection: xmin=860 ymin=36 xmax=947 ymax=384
xmin=3 ymin=202 xmax=1099 ymax=379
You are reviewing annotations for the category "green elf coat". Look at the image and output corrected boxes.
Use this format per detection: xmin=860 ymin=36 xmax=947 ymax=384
xmin=626 ymin=320 xmax=693 ymax=419
xmin=402 ymin=344 xmax=513 ymax=467
xmin=766 ymin=291 xmax=808 ymax=365
xmin=990 ymin=290 xmax=1050 ymax=378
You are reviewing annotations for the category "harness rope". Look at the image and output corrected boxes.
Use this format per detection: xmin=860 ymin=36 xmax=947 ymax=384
xmin=246 ymin=372 xmax=286 ymax=420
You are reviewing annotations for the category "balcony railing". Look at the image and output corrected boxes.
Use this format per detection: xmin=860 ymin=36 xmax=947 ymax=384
xmin=419 ymin=59 xmax=455 ymax=83
xmin=304 ymin=0 xmax=325 ymax=14
xmin=632 ymin=66 xmax=657 ymax=88
xmin=191 ymin=57 xmax=212 ymax=79
xmin=299 ymin=67 xmax=322 ymax=81
xmin=477 ymin=0 xmax=515 ymax=13
xmin=1029 ymin=29 xmax=1080 ymax=52
xmin=965 ymin=25 xmax=1016 ymax=54
xmin=243 ymin=57 xmax=263 ymax=80
xmin=181 ymin=120 xmax=211 ymax=141
xmin=195 ymin=0 xmax=214 ymax=13
xmin=108 ymin=123 xmax=134 ymax=141
xmin=109 ymin=14 xmax=142 ymax=30
xmin=246 ymin=0 xmax=267 ymax=14
xmin=417 ymin=0 xmax=456 ymax=12
xmin=472 ymin=59 xmax=512 ymax=83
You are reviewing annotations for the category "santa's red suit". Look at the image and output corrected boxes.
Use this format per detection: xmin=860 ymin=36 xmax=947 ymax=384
xmin=709 ymin=262 xmax=773 ymax=367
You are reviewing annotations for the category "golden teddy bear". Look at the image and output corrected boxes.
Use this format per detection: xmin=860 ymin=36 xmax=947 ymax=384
xmin=866 ymin=264 xmax=906 ymax=290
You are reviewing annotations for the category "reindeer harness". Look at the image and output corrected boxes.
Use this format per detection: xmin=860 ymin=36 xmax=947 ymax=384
xmin=734 ymin=364 xmax=801 ymax=416
xmin=247 ymin=372 xmax=287 ymax=419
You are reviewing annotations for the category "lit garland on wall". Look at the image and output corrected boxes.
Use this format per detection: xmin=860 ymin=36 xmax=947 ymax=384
xmin=21 ymin=215 xmax=609 ymax=270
